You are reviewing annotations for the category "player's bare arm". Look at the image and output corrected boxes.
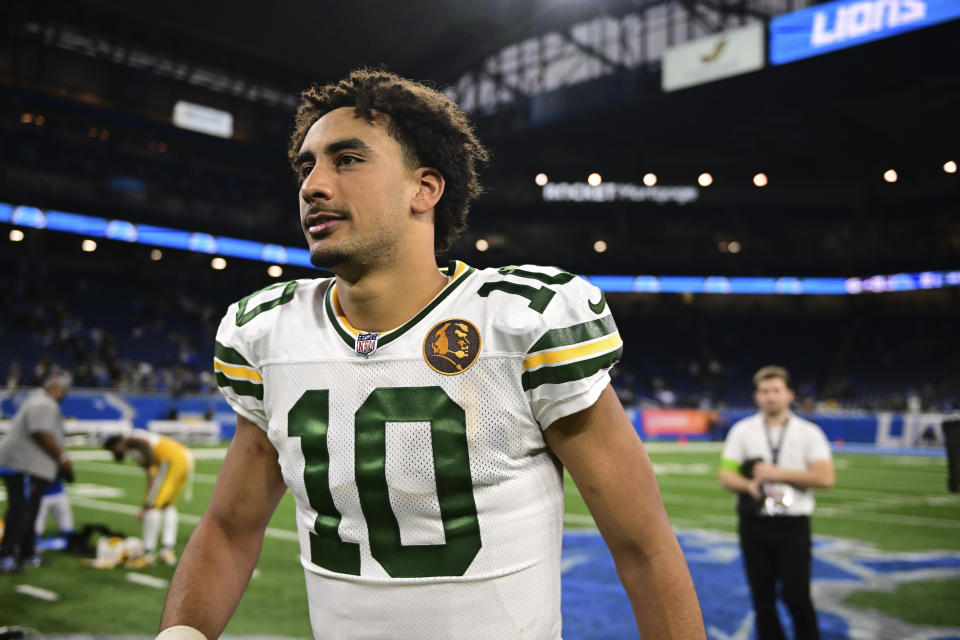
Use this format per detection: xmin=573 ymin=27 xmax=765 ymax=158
xmin=160 ymin=414 xmax=287 ymax=639
xmin=751 ymin=459 xmax=835 ymax=489
xmin=544 ymin=385 xmax=706 ymax=639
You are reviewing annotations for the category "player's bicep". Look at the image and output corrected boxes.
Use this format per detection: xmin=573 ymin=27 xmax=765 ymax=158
xmin=205 ymin=414 xmax=286 ymax=536
xmin=544 ymin=385 xmax=672 ymax=557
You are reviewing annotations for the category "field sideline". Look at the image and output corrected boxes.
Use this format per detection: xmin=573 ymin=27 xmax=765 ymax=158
xmin=2 ymin=442 xmax=959 ymax=639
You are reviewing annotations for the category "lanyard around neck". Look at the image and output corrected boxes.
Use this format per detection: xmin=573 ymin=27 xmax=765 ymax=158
xmin=763 ymin=418 xmax=789 ymax=465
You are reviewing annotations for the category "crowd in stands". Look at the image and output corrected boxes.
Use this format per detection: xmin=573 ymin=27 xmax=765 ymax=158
xmin=2 ymin=265 xmax=221 ymax=397
xmin=3 ymin=262 xmax=957 ymax=413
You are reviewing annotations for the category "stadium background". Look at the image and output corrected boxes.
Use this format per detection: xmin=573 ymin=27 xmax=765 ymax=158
xmin=1 ymin=0 xmax=959 ymax=638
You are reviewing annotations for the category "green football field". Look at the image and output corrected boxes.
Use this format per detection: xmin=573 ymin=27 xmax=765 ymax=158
xmin=1 ymin=443 xmax=958 ymax=637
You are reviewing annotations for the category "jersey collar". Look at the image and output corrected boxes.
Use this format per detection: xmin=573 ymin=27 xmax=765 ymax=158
xmin=323 ymin=260 xmax=475 ymax=352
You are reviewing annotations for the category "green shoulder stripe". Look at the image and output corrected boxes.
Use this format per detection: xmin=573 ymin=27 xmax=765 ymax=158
xmin=215 ymin=341 xmax=253 ymax=367
xmin=528 ymin=315 xmax=616 ymax=353
xmin=216 ymin=371 xmax=264 ymax=401
xmin=498 ymin=265 xmax=576 ymax=285
xmin=522 ymin=346 xmax=622 ymax=391
xmin=720 ymin=458 xmax=741 ymax=472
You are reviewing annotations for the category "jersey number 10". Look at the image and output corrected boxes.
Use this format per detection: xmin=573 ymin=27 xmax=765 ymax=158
xmin=288 ymin=386 xmax=482 ymax=579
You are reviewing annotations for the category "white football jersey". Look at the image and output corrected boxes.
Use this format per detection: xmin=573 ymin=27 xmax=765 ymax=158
xmin=214 ymin=261 xmax=623 ymax=640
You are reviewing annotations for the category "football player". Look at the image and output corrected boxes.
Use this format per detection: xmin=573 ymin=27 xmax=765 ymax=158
xmin=104 ymin=430 xmax=194 ymax=566
xmin=157 ymin=69 xmax=705 ymax=640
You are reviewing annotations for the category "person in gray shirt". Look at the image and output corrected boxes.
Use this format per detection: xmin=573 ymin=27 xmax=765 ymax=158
xmin=0 ymin=372 xmax=73 ymax=573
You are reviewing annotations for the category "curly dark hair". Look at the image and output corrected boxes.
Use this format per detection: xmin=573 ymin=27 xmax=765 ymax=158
xmin=288 ymin=68 xmax=490 ymax=252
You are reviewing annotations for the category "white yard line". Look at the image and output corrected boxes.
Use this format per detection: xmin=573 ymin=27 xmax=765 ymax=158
xmin=16 ymin=584 xmax=60 ymax=601
xmin=816 ymin=507 xmax=960 ymax=529
xmin=69 ymin=496 xmax=299 ymax=542
xmin=563 ymin=513 xmax=596 ymax=525
xmin=75 ymin=461 xmax=219 ymax=483
xmin=70 ymin=448 xmax=228 ymax=462
xmin=126 ymin=572 xmax=169 ymax=589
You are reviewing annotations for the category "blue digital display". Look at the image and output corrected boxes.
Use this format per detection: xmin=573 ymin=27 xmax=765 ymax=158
xmin=770 ymin=0 xmax=960 ymax=65
xmin=2 ymin=201 xmax=958 ymax=295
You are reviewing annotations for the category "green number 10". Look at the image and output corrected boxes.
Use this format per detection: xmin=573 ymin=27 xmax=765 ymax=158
xmin=287 ymin=386 xmax=481 ymax=578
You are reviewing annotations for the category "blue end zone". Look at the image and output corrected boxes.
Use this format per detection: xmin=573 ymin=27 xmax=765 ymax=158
xmin=561 ymin=530 xmax=960 ymax=640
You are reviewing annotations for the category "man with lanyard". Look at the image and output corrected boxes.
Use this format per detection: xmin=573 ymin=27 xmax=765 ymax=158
xmin=719 ymin=366 xmax=835 ymax=640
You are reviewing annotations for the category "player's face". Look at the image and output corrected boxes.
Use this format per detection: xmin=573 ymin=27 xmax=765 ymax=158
xmin=754 ymin=377 xmax=794 ymax=416
xmin=295 ymin=107 xmax=421 ymax=271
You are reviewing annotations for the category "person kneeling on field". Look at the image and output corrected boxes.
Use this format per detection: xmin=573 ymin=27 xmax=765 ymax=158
xmin=103 ymin=430 xmax=194 ymax=567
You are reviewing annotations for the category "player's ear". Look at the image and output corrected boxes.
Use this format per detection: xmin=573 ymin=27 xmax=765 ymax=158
xmin=411 ymin=167 xmax=444 ymax=215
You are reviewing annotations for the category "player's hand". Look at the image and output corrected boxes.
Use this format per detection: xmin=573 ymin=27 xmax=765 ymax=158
xmin=137 ymin=507 xmax=146 ymax=522
xmin=60 ymin=458 xmax=75 ymax=483
xmin=745 ymin=478 xmax=764 ymax=499
xmin=751 ymin=461 xmax=781 ymax=483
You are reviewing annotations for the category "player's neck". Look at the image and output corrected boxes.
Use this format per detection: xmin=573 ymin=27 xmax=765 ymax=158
xmin=334 ymin=255 xmax=449 ymax=333
xmin=762 ymin=410 xmax=789 ymax=428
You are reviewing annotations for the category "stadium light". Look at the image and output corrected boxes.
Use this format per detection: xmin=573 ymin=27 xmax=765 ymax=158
xmin=34 ymin=115 xmax=45 ymax=126
xmin=587 ymin=173 xmax=603 ymax=187
xmin=883 ymin=169 xmax=898 ymax=183
xmin=268 ymin=265 xmax=283 ymax=278
xmin=99 ymin=129 xmax=110 ymax=141
xmin=728 ymin=241 xmax=742 ymax=254
xmin=717 ymin=241 xmax=728 ymax=253
xmin=150 ymin=249 xmax=163 ymax=261
xmin=211 ymin=257 xmax=227 ymax=270
xmin=88 ymin=127 xmax=98 ymax=138
xmin=698 ymin=172 xmax=713 ymax=187
xmin=20 ymin=113 xmax=33 ymax=124
xmin=945 ymin=160 xmax=957 ymax=174
xmin=643 ymin=173 xmax=657 ymax=187
xmin=753 ymin=172 xmax=768 ymax=187
xmin=475 ymin=238 xmax=489 ymax=252
xmin=4 ymin=200 xmax=957 ymax=297
xmin=81 ymin=239 xmax=97 ymax=252
xmin=593 ymin=240 xmax=608 ymax=253
xmin=535 ymin=173 xmax=549 ymax=186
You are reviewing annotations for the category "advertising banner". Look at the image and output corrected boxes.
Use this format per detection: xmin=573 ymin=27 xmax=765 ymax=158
xmin=770 ymin=0 xmax=960 ymax=65
xmin=642 ymin=409 xmax=714 ymax=436
xmin=662 ymin=22 xmax=765 ymax=92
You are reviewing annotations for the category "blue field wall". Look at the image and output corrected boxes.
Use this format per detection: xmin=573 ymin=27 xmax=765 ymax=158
xmin=0 ymin=389 xmax=953 ymax=447
xmin=626 ymin=406 xmax=952 ymax=447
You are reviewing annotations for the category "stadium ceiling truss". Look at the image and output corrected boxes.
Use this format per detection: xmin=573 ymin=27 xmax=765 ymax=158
xmin=9 ymin=20 xmax=300 ymax=109
xmin=444 ymin=0 xmax=813 ymax=115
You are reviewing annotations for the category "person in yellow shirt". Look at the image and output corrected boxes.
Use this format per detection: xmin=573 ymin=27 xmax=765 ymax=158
xmin=104 ymin=429 xmax=194 ymax=566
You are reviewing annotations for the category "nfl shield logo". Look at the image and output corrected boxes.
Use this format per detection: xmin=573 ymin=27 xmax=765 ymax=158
xmin=355 ymin=332 xmax=380 ymax=357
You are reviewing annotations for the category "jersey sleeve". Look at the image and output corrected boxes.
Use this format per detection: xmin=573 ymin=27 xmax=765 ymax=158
xmin=720 ymin=422 xmax=747 ymax=472
xmin=213 ymin=301 xmax=268 ymax=431
xmin=519 ymin=269 xmax=623 ymax=429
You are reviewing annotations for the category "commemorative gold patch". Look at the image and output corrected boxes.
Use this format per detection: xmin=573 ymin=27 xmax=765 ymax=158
xmin=423 ymin=318 xmax=481 ymax=375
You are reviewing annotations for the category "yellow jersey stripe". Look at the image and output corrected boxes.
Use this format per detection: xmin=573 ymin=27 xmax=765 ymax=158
xmin=331 ymin=261 xmax=470 ymax=338
xmin=214 ymin=360 xmax=263 ymax=382
xmin=331 ymin=287 xmax=362 ymax=338
xmin=522 ymin=332 xmax=623 ymax=371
